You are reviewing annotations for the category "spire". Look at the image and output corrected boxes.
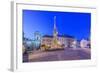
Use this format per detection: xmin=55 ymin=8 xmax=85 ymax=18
xmin=53 ymin=16 xmax=58 ymax=36
xmin=52 ymin=16 xmax=59 ymax=48
xmin=54 ymin=16 xmax=56 ymax=29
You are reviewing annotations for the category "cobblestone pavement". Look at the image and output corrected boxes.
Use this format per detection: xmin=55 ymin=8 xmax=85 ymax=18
xmin=26 ymin=48 xmax=91 ymax=62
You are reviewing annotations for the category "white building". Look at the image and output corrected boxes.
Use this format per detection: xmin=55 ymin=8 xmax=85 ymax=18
xmin=71 ymin=40 xmax=77 ymax=48
xmin=80 ymin=39 xmax=90 ymax=48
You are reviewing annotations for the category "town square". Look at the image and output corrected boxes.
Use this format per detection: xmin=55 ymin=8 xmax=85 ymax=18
xmin=22 ymin=10 xmax=91 ymax=62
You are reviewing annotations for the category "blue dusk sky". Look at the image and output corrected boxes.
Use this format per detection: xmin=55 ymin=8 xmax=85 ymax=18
xmin=23 ymin=10 xmax=91 ymax=40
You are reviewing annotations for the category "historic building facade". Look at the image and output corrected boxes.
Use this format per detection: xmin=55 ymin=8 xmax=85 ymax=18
xmin=41 ymin=16 xmax=75 ymax=50
xmin=41 ymin=35 xmax=75 ymax=48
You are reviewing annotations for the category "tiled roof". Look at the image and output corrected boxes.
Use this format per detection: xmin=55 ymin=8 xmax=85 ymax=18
xmin=43 ymin=35 xmax=53 ymax=38
xmin=43 ymin=34 xmax=74 ymax=38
